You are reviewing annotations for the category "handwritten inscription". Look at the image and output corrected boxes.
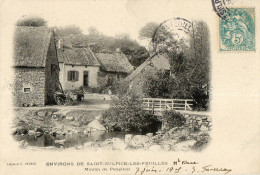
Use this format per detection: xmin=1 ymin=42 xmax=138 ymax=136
xmin=134 ymin=159 xmax=232 ymax=175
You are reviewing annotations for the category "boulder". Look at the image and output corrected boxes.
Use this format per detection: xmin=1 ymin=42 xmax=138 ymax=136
xmin=54 ymin=139 xmax=66 ymax=146
xmin=37 ymin=111 xmax=46 ymax=117
xmin=111 ymin=138 xmax=127 ymax=150
xmin=146 ymin=133 xmax=153 ymax=137
xmin=19 ymin=140 xmax=29 ymax=148
xmin=86 ymin=120 xmax=106 ymax=131
xmin=125 ymin=134 xmax=133 ymax=143
xmin=149 ymin=145 xmax=161 ymax=151
xmin=66 ymin=116 xmax=74 ymax=121
xmin=174 ymin=140 xmax=196 ymax=151
xmin=200 ymin=125 xmax=209 ymax=132
xmin=28 ymin=130 xmax=35 ymax=135
xmin=130 ymin=135 xmax=150 ymax=147
xmin=83 ymin=142 xmax=93 ymax=148
xmin=162 ymin=144 xmax=171 ymax=151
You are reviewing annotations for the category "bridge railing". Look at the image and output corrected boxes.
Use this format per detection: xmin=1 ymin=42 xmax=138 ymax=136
xmin=142 ymin=98 xmax=193 ymax=112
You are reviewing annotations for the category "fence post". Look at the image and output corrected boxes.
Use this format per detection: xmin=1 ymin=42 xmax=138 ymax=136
xmin=185 ymin=100 xmax=187 ymax=110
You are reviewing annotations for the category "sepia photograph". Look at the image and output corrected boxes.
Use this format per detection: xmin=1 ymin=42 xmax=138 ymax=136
xmin=0 ymin=0 xmax=259 ymax=174
xmin=12 ymin=10 xmax=210 ymax=152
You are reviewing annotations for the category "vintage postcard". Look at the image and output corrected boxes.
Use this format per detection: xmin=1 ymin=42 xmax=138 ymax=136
xmin=0 ymin=0 xmax=259 ymax=174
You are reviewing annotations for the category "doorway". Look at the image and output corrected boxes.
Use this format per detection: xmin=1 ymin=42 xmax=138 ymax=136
xmin=83 ymin=71 xmax=89 ymax=87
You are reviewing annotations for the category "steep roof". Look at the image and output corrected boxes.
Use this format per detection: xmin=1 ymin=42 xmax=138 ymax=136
xmin=126 ymin=52 xmax=170 ymax=81
xmin=95 ymin=53 xmax=134 ymax=74
xmin=57 ymin=47 xmax=100 ymax=66
xmin=13 ymin=26 xmax=52 ymax=67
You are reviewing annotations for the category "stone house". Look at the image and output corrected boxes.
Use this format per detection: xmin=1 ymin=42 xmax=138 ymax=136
xmin=57 ymin=46 xmax=101 ymax=90
xmin=125 ymin=52 xmax=171 ymax=96
xmin=95 ymin=52 xmax=134 ymax=88
xmin=13 ymin=27 xmax=59 ymax=106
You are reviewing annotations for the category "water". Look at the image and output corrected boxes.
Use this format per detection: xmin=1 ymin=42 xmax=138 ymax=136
xmin=14 ymin=131 xmax=132 ymax=148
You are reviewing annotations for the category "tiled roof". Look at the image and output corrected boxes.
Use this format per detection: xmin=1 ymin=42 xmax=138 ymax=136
xmin=57 ymin=47 xmax=100 ymax=66
xmin=95 ymin=53 xmax=134 ymax=73
xmin=126 ymin=52 xmax=170 ymax=81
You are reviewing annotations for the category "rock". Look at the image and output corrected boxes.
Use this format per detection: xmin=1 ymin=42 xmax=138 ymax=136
xmin=37 ymin=111 xmax=46 ymax=117
xmin=86 ymin=120 xmax=106 ymax=131
xmin=168 ymin=127 xmax=179 ymax=134
xmin=146 ymin=133 xmax=153 ymax=137
xmin=35 ymin=132 xmax=43 ymax=137
xmin=130 ymin=135 xmax=150 ymax=147
xmin=149 ymin=145 xmax=161 ymax=151
xmin=66 ymin=116 xmax=74 ymax=121
xmin=28 ymin=130 xmax=35 ymax=135
xmin=200 ymin=125 xmax=209 ymax=131
xmin=16 ymin=127 xmax=28 ymax=135
xmin=174 ymin=140 xmax=196 ymax=151
xmin=111 ymin=138 xmax=127 ymax=150
xmin=125 ymin=134 xmax=133 ymax=143
xmin=54 ymin=139 xmax=66 ymax=146
xmin=83 ymin=129 xmax=90 ymax=135
xmin=83 ymin=142 xmax=93 ymax=147
xmin=202 ymin=116 xmax=207 ymax=120
xmin=19 ymin=140 xmax=29 ymax=148
xmin=47 ymin=111 xmax=53 ymax=116
xmin=162 ymin=144 xmax=171 ymax=151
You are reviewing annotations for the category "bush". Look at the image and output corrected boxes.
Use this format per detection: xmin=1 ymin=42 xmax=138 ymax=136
xmin=100 ymin=92 xmax=161 ymax=133
xmin=161 ymin=110 xmax=186 ymax=130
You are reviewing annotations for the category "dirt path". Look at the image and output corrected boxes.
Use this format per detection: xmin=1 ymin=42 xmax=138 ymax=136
xmin=14 ymin=103 xmax=110 ymax=111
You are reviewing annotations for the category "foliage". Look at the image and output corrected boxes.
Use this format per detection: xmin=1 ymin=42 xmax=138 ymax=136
xmin=110 ymin=80 xmax=129 ymax=95
xmin=100 ymin=92 xmax=161 ymax=133
xmin=161 ymin=110 xmax=186 ymax=130
xmin=143 ymin=70 xmax=172 ymax=98
xmin=139 ymin=22 xmax=159 ymax=39
xmin=141 ymin=20 xmax=210 ymax=110
xmin=16 ymin=16 xmax=47 ymax=27
xmin=192 ymin=132 xmax=210 ymax=151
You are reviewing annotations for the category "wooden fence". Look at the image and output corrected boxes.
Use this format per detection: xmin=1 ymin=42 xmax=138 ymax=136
xmin=142 ymin=98 xmax=193 ymax=114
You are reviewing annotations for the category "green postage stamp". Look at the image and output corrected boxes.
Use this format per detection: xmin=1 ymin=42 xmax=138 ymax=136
xmin=219 ymin=8 xmax=255 ymax=52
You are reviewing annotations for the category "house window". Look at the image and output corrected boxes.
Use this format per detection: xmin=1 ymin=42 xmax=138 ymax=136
xmin=24 ymin=88 xmax=31 ymax=93
xmin=67 ymin=71 xmax=79 ymax=81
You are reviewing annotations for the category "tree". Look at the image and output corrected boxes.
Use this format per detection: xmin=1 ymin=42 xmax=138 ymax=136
xmin=55 ymin=25 xmax=83 ymax=37
xmin=139 ymin=22 xmax=159 ymax=39
xmin=16 ymin=16 xmax=47 ymax=27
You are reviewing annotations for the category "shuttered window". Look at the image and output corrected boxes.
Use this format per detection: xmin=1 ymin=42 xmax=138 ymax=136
xmin=67 ymin=71 xmax=79 ymax=81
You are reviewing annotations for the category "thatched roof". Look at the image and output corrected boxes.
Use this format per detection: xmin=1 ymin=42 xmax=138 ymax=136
xmin=13 ymin=26 xmax=52 ymax=67
xmin=95 ymin=53 xmax=134 ymax=74
xmin=126 ymin=52 xmax=170 ymax=81
xmin=57 ymin=47 xmax=100 ymax=66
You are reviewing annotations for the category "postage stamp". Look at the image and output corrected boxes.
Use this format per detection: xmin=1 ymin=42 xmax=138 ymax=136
xmin=219 ymin=8 xmax=255 ymax=52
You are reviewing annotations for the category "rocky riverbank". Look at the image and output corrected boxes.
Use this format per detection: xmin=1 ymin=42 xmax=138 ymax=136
xmin=13 ymin=108 xmax=211 ymax=151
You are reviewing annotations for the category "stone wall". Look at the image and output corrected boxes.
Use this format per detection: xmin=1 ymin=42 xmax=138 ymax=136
xmin=14 ymin=68 xmax=45 ymax=106
xmin=45 ymin=35 xmax=59 ymax=105
xmin=183 ymin=113 xmax=212 ymax=132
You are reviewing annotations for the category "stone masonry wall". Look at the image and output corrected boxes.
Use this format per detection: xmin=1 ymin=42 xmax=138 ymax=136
xmin=14 ymin=68 xmax=45 ymax=106
xmin=45 ymin=35 xmax=59 ymax=105
xmin=183 ymin=113 xmax=212 ymax=132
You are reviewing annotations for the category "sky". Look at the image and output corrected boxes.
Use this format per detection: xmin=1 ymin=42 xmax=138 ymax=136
xmin=0 ymin=0 xmax=213 ymax=47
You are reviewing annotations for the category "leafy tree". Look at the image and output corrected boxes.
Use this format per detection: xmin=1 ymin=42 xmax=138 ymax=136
xmin=143 ymin=70 xmax=172 ymax=98
xmin=139 ymin=22 xmax=159 ymax=39
xmin=16 ymin=16 xmax=47 ymax=27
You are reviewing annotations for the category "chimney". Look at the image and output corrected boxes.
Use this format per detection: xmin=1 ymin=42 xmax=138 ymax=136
xmin=58 ymin=39 xmax=63 ymax=49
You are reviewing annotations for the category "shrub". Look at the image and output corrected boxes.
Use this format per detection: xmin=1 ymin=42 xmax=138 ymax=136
xmin=161 ymin=110 xmax=186 ymax=130
xmin=192 ymin=136 xmax=210 ymax=151
xmin=100 ymin=92 xmax=161 ymax=133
